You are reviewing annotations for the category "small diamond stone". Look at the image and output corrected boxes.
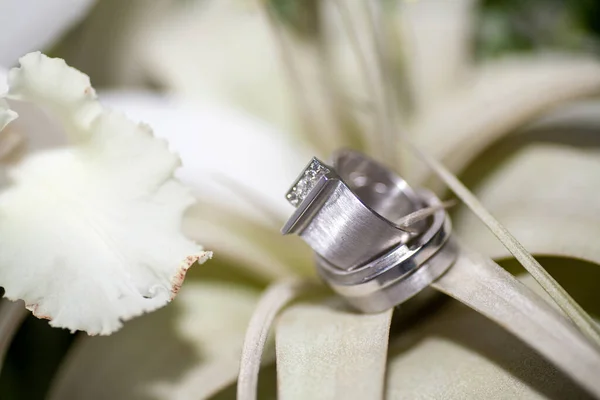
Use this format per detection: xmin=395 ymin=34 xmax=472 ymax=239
xmin=295 ymin=179 xmax=310 ymax=196
xmin=304 ymin=169 xmax=317 ymax=179
xmin=285 ymin=158 xmax=330 ymax=207
xmin=286 ymin=191 xmax=300 ymax=207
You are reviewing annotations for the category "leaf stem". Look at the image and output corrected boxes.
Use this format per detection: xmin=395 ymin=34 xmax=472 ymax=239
xmin=397 ymin=200 xmax=456 ymax=230
xmin=237 ymin=278 xmax=319 ymax=400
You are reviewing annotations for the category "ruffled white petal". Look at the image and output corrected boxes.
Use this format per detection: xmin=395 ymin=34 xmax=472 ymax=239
xmin=0 ymin=53 xmax=209 ymax=335
xmin=7 ymin=52 xmax=103 ymax=139
xmin=100 ymin=91 xmax=316 ymax=281
xmin=0 ymin=99 xmax=17 ymax=131
xmin=99 ymin=91 xmax=314 ymax=225
xmin=0 ymin=0 xmax=96 ymax=67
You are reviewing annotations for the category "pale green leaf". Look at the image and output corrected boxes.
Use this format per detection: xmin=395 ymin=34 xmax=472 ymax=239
xmin=48 ymin=282 xmax=261 ymax=400
xmin=386 ymin=294 xmax=593 ymax=399
xmin=139 ymin=1 xmax=347 ymax=154
xmin=406 ymin=140 xmax=600 ymax=346
xmin=276 ymin=301 xmax=392 ymax=400
xmin=139 ymin=0 xmax=297 ymax=138
xmin=409 ymin=56 xmax=600 ymax=183
xmin=396 ymin=0 xmax=475 ymax=113
xmin=431 ymin=245 xmax=600 ymax=398
xmin=455 ymin=143 xmax=600 ymax=266
xmin=326 ymin=0 xmax=402 ymax=163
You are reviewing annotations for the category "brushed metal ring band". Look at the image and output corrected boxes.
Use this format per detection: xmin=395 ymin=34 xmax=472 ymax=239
xmin=281 ymin=152 xmax=424 ymax=270
xmin=316 ymin=189 xmax=456 ymax=313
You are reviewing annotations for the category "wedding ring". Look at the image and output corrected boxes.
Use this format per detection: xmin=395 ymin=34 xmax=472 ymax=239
xmin=282 ymin=150 xmax=424 ymax=270
xmin=282 ymin=149 xmax=457 ymax=312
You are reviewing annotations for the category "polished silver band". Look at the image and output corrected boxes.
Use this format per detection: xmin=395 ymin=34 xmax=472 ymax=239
xmin=282 ymin=149 xmax=457 ymax=313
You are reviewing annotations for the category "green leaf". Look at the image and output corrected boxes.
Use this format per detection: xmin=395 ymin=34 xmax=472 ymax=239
xmin=431 ymin=244 xmax=600 ymax=397
xmin=275 ymin=301 xmax=392 ymax=400
xmin=48 ymin=282 xmax=261 ymax=400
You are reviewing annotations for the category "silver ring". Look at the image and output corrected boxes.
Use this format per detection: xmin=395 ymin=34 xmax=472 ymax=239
xmin=282 ymin=149 xmax=457 ymax=313
xmin=282 ymin=151 xmax=424 ymax=270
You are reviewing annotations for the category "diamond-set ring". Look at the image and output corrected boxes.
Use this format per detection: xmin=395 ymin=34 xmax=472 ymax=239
xmin=282 ymin=149 xmax=457 ymax=312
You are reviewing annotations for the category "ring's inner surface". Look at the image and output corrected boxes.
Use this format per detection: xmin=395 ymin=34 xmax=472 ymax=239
xmin=334 ymin=150 xmax=424 ymax=229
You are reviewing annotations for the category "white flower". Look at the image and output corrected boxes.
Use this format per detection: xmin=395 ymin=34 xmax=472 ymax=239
xmin=0 ymin=52 xmax=210 ymax=335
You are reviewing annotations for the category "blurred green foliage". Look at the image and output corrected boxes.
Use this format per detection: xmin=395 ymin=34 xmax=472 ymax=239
xmin=476 ymin=0 xmax=600 ymax=57
xmin=0 ymin=312 xmax=75 ymax=400
xmin=500 ymin=257 xmax=600 ymax=319
xmin=268 ymin=0 xmax=600 ymax=56
xmin=269 ymin=0 xmax=321 ymax=39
